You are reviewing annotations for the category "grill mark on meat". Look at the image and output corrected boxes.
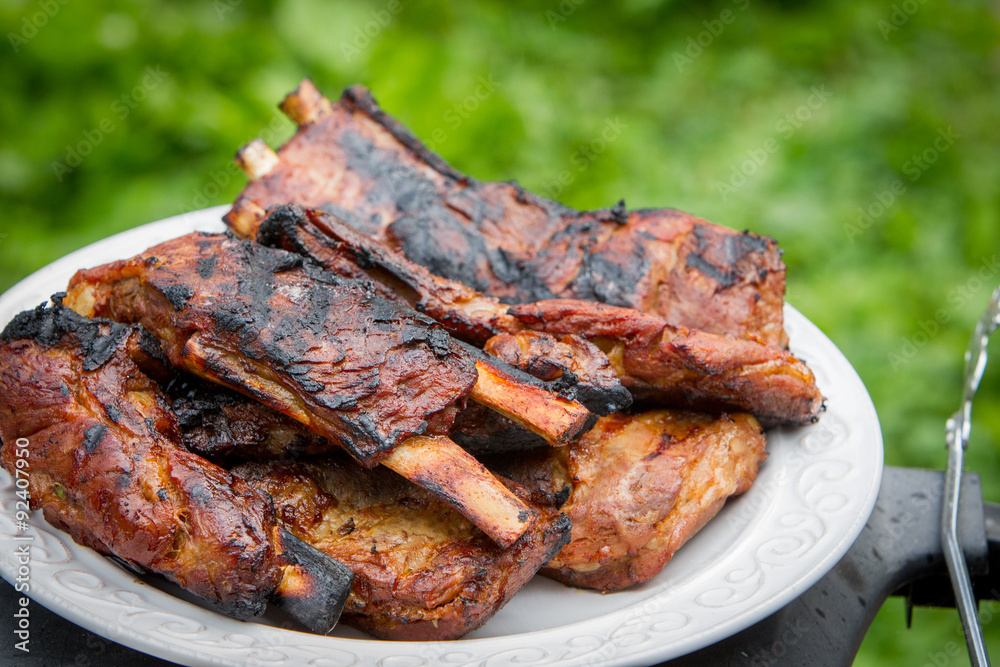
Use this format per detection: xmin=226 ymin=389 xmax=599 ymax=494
xmin=685 ymin=253 xmax=737 ymax=289
xmin=161 ymin=284 xmax=194 ymax=309
xmin=1 ymin=297 xmax=131 ymax=371
xmin=196 ymin=256 xmax=217 ymax=279
xmin=82 ymin=424 xmax=107 ymax=453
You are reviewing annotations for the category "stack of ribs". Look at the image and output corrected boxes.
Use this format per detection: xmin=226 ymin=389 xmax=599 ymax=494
xmin=0 ymin=79 xmax=823 ymax=640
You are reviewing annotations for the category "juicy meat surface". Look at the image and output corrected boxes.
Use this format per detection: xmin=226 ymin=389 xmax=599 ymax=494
xmin=234 ymin=455 xmax=571 ymax=640
xmin=0 ymin=303 xmax=286 ymax=619
xmin=510 ymin=300 xmax=823 ymax=427
xmin=226 ymin=80 xmax=789 ymax=348
xmin=487 ymin=409 xmax=767 ymax=591
xmin=64 ymin=232 xmax=477 ymax=466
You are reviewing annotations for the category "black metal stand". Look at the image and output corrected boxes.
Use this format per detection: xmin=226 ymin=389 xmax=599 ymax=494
xmin=0 ymin=466 xmax=993 ymax=666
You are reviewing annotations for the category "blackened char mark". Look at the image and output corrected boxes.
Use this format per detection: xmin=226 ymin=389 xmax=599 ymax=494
xmin=569 ymin=231 xmax=652 ymax=308
xmin=340 ymin=131 xmax=441 ymax=225
xmin=196 ymin=256 xmax=217 ymax=279
xmin=724 ymin=230 xmax=771 ymax=264
xmin=684 ymin=223 xmax=775 ymax=289
xmin=161 ymin=284 xmax=194 ymax=310
xmin=685 ymin=253 xmax=737 ymax=289
xmin=387 ymin=207 xmax=496 ymax=294
xmin=82 ymin=424 xmax=107 ymax=453
xmin=0 ymin=299 xmax=131 ymax=372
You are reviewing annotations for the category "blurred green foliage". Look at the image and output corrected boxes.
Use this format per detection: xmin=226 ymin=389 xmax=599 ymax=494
xmin=2 ymin=0 xmax=999 ymax=663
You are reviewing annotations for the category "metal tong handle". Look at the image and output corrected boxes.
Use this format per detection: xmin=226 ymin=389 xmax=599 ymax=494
xmin=943 ymin=283 xmax=1000 ymax=667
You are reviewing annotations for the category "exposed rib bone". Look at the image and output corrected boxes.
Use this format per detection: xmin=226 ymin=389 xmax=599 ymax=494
xmin=280 ymin=78 xmax=333 ymax=126
xmin=469 ymin=360 xmax=596 ymax=447
xmin=64 ymin=232 xmax=551 ymax=547
xmin=235 ymin=138 xmax=280 ymax=180
xmin=381 ymin=435 xmax=537 ymax=548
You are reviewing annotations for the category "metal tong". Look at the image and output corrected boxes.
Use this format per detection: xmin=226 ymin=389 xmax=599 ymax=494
xmin=944 ymin=283 xmax=1000 ymax=667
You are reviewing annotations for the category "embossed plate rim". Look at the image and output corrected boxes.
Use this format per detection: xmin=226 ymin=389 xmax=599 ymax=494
xmin=0 ymin=207 xmax=883 ymax=666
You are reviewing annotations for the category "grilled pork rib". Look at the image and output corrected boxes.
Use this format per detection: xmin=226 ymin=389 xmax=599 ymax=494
xmin=226 ymin=79 xmax=788 ymax=348
xmin=0 ymin=302 xmax=353 ymax=630
xmin=235 ymin=456 xmax=571 ymax=640
xmin=487 ymin=409 xmax=767 ymax=591
xmin=64 ymin=233 xmax=603 ymax=546
xmin=254 ymin=205 xmax=821 ymax=426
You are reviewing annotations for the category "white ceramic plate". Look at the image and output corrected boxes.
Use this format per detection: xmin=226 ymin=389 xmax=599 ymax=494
xmin=0 ymin=206 xmax=883 ymax=666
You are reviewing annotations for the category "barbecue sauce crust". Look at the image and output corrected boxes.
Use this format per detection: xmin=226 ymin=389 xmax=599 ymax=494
xmin=0 ymin=303 xmax=283 ymax=619
xmin=65 ymin=233 xmax=478 ymax=466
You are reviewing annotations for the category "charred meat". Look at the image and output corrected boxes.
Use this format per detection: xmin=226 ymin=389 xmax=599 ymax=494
xmin=65 ymin=232 xmax=478 ymax=464
xmin=63 ymin=232 xmax=601 ymax=546
xmin=0 ymin=301 xmax=353 ymax=630
xmin=251 ymin=203 xmax=818 ymax=427
xmin=227 ymin=80 xmax=788 ymax=348
xmin=257 ymin=204 xmax=632 ymax=417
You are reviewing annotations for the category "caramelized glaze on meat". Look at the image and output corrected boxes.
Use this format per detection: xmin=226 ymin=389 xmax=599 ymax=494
xmin=488 ymin=410 xmax=767 ymax=591
xmin=234 ymin=456 xmax=571 ymax=640
xmin=226 ymin=81 xmax=788 ymax=348
xmin=0 ymin=302 xmax=284 ymax=618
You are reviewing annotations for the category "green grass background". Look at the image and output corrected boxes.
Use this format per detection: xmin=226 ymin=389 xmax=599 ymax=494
xmin=2 ymin=0 xmax=999 ymax=663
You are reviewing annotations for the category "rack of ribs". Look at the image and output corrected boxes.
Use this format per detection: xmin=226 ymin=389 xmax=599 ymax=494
xmin=63 ymin=232 xmax=596 ymax=547
xmin=0 ymin=301 xmax=354 ymax=630
xmin=226 ymin=79 xmax=789 ymax=349
xmin=255 ymin=204 xmax=822 ymax=427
